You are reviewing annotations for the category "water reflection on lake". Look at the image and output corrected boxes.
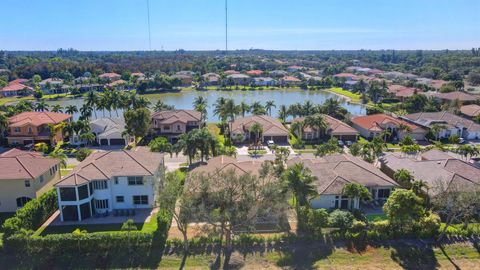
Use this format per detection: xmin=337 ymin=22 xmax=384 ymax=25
xmin=45 ymin=89 xmax=366 ymax=122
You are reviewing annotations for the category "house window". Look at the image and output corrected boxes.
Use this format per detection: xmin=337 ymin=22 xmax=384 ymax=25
xmin=14 ymin=127 xmax=20 ymax=133
xmin=92 ymin=180 xmax=108 ymax=190
xmin=50 ymin=168 xmax=53 ymax=175
xmin=163 ymin=126 xmax=170 ymax=131
xmin=128 ymin=176 xmax=143 ymax=185
xmin=377 ymin=189 xmax=391 ymax=199
xmin=28 ymin=127 xmax=33 ymax=134
xmin=39 ymin=175 xmax=44 ymax=183
xmin=177 ymin=125 xmax=181 ymax=131
xmin=78 ymin=184 xmax=89 ymax=200
xmin=133 ymin=195 xmax=148 ymax=205
xmin=114 ymin=177 xmax=119 ymax=184
xmin=24 ymin=180 xmax=30 ymax=187
xmin=116 ymin=196 xmax=124 ymax=203
xmin=95 ymin=199 xmax=109 ymax=209
xmin=16 ymin=197 xmax=31 ymax=207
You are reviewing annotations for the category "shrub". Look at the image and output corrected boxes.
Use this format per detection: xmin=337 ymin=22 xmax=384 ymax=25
xmin=328 ymin=210 xmax=354 ymax=230
xmin=75 ymin=148 xmax=92 ymax=162
xmin=3 ymin=189 xmax=58 ymax=239
xmin=350 ymin=220 xmax=367 ymax=233
xmin=417 ymin=212 xmax=440 ymax=238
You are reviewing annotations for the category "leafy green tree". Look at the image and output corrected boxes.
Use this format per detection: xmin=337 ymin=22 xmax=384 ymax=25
xmin=187 ymin=168 xmax=287 ymax=260
xmin=349 ymin=142 xmax=362 ymax=156
xmin=328 ymin=210 xmax=354 ymax=231
xmin=75 ymin=148 xmax=92 ymax=162
xmin=383 ymin=189 xmax=424 ymax=232
xmin=394 ymin=169 xmax=414 ymax=189
xmin=123 ymin=108 xmax=151 ymax=144
xmin=0 ymin=113 xmax=8 ymax=139
xmin=315 ymin=137 xmax=343 ymax=157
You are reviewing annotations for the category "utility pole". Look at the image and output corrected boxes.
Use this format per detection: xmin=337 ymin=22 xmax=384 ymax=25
xmin=147 ymin=0 xmax=152 ymax=51
xmin=225 ymin=0 xmax=228 ymax=54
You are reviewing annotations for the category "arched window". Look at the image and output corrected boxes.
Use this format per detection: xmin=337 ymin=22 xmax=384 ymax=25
xmin=16 ymin=197 xmax=32 ymax=207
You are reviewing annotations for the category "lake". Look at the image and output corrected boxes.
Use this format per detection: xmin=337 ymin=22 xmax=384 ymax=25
xmin=45 ymin=89 xmax=366 ymax=122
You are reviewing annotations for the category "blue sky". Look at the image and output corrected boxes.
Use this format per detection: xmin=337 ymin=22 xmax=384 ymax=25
xmin=1 ymin=0 xmax=479 ymax=51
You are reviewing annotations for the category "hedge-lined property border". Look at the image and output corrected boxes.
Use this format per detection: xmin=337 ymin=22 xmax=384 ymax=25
xmin=2 ymin=187 xmax=175 ymax=268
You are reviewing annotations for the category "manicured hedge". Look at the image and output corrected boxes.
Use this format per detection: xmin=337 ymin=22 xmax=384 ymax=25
xmin=2 ymin=189 xmax=58 ymax=239
xmin=5 ymin=231 xmax=153 ymax=266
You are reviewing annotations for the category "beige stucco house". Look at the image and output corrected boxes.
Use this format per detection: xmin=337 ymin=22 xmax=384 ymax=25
xmin=0 ymin=149 xmax=61 ymax=212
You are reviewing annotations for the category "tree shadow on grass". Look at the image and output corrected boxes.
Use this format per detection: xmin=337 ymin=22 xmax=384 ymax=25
xmin=273 ymin=244 xmax=334 ymax=270
xmin=389 ymin=244 xmax=438 ymax=270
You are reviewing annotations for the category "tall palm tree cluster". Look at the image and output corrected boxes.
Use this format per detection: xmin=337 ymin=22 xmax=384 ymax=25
xmin=82 ymin=90 xmax=151 ymax=120
xmin=283 ymin=98 xmax=348 ymax=122
xmin=172 ymin=127 xmax=218 ymax=164
xmin=61 ymin=120 xmax=96 ymax=146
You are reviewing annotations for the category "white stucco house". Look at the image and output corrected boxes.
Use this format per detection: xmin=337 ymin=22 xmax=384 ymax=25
xmin=402 ymin=111 xmax=480 ymax=140
xmin=54 ymin=150 xmax=164 ymax=222
xmin=287 ymin=154 xmax=398 ymax=210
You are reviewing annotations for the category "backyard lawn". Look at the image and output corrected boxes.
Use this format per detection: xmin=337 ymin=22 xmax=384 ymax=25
xmin=36 ymin=213 xmax=158 ymax=236
xmin=153 ymin=242 xmax=480 ymax=269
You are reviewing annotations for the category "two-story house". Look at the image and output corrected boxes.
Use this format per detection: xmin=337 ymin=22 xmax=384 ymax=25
xmin=351 ymin=113 xmax=427 ymax=141
xmin=151 ymin=110 xmax=203 ymax=142
xmin=7 ymin=111 xmax=72 ymax=146
xmin=0 ymin=149 xmax=61 ymax=212
xmin=54 ymin=150 xmax=164 ymax=222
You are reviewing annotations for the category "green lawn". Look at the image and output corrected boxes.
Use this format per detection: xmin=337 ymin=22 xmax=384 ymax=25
xmin=36 ymin=213 xmax=158 ymax=236
xmin=60 ymin=164 xmax=77 ymax=176
xmin=151 ymin=243 xmax=480 ymax=269
xmin=327 ymin=87 xmax=362 ymax=102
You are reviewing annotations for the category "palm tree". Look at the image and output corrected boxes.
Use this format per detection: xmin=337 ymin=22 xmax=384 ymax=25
xmin=213 ymin=97 xmax=227 ymax=121
xmin=278 ymin=105 xmax=288 ymax=123
xmin=80 ymin=132 xmax=96 ymax=146
xmin=342 ymin=183 xmax=372 ymax=210
xmin=193 ymin=95 xmax=208 ymax=109
xmin=35 ymin=101 xmax=49 ymax=112
xmin=290 ymin=120 xmax=305 ymax=140
xmin=283 ymin=163 xmax=318 ymax=215
xmin=302 ymin=100 xmax=314 ymax=116
xmin=49 ymin=143 xmax=68 ymax=168
xmin=250 ymin=102 xmax=266 ymax=115
xmin=79 ymin=104 xmax=92 ymax=120
xmin=65 ymin=105 xmax=78 ymax=115
xmin=51 ymin=104 xmax=63 ymax=113
xmin=239 ymin=101 xmax=250 ymax=117
xmin=153 ymin=100 xmax=174 ymax=112
xmin=85 ymin=90 xmax=99 ymax=119
xmin=249 ymin=122 xmax=263 ymax=145
xmin=265 ymin=100 xmax=276 ymax=116
xmin=430 ymin=124 xmax=446 ymax=141
xmin=304 ymin=114 xmax=328 ymax=140
xmin=137 ymin=96 xmax=151 ymax=109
